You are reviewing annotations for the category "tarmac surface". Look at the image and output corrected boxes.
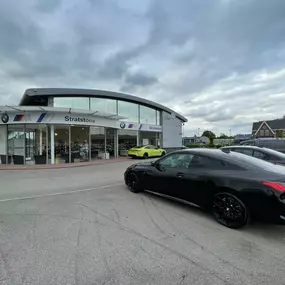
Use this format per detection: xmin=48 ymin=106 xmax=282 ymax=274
xmin=0 ymin=159 xmax=285 ymax=285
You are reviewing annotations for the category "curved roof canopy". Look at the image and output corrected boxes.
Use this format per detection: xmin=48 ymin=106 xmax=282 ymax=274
xmin=19 ymin=88 xmax=187 ymax=122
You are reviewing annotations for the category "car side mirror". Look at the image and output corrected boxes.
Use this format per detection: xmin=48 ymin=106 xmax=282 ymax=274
xmin=151 ymin=161 xmax=156 ymax=167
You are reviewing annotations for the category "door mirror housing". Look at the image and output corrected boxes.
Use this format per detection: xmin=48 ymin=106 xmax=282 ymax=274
xmin=151 ymin=161 xmax=156 ymax=167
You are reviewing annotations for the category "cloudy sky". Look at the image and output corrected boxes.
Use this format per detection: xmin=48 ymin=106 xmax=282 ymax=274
xmin=1 ymin=0 xmax=285 ymax=136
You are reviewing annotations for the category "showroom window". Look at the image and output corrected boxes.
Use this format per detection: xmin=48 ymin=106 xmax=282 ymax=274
xmin=8 ymin=125 xmax=25 ymax=165
xmin=140 ymin=105 xmax=156 ymax=125
xmin=118 ymin=101 xmax=139 ymax=123
xmin=90 ymin=98 xmax=117 ymax=114
xmin=54 ymin=97 xmax=90 ymax=110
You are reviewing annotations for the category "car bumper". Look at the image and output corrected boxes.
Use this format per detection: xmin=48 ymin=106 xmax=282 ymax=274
xmin=128 ymin=154 xmax=138 ymax=158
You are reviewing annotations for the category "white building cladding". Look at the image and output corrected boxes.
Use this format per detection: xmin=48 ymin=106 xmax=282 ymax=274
xmin=0 ymin=88 xmax=187 ymax=165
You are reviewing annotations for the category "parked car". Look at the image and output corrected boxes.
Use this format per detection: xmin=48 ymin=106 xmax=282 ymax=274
xmin=128 ymin=145 xmax=166 ymax=159
xmin=221 ymin=145 xmax=285 ymax=165
xmin=124 ymin=148 xmax=285 ymax=229
xmin=240 ymin=138 xmax=285 ymax=153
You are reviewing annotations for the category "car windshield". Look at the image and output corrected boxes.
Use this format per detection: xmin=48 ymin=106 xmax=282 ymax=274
xmin=227 ymin=151 xmax=285 ymax=173
xmin=132 ymin=145 xmax=145 ymax=148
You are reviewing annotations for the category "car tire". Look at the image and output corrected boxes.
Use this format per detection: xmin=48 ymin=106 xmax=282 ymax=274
xmin=161 ymin=151 xmax=166 ymax=156
xmin=126 ymin=173 xmax=143 ymax=193
xmin=212 ymin=192 xmax=250 ymax=229
xmin=143 ymin=153 xmax=148 ymax=159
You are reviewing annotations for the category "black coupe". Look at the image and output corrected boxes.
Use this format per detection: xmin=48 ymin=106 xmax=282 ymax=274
xmin=124 ymin=148 xmax=285 ymax=229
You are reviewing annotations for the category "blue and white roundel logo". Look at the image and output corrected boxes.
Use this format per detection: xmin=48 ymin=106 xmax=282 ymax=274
xmin=1 ymin=113 xmax=9 ymax=123
xmin=120 ymin=122 xmax=126 ymax=129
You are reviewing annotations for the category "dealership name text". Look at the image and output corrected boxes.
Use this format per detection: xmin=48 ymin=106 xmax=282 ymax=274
xmin=65 ymin=116 xmax=96 ymax=123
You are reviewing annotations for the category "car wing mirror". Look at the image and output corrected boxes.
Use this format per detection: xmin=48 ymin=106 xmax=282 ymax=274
xmin=151 ymin=161 xmax=156 ymax=167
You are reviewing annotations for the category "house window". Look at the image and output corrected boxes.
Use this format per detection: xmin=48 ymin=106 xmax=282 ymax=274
xmin=259 ymin=130 xmax=265 ymax=136
xmin=265 ymin=130 xmax=270 ymax=136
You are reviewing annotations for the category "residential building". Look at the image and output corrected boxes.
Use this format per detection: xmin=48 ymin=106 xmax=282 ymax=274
xmin=252 ymin=117 xmax=285 ymax=138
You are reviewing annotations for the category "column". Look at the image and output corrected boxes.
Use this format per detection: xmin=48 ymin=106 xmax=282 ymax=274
xmin=68 ymin=125 xmax=71 ymax=163
xmin=114 ymin=129 xmax=118 ymax=158
xmin=104 ymin=127 xmax=107 ymax=159
xmin=23 ymin=124 xmax=26 ymax=165
xmin=50 ymin=125 xmax=55 ymax=164
xmin=136 ymin=131 xmax=139 ymax=146
xmin=46 ymin=125 xmax=49 ymax=164
xmin=89 ymin=127 xmax=91 ymax=161
xmin=39 ymin=129 xmax=43 ymax=155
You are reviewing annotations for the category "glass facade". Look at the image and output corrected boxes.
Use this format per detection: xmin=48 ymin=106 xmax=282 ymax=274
xmin=26 ymin=125 xmax=48 ymax=165
xmin=90 ymin=98 xmax=117 ymax=114
xmin=71 ymin=126 xmax=89 ymax=162
xmin=118 ymin=101 xmax=139 ymax=123
xmin=90 ymin=127 xmax=105 ymax=160
xmin=140 ymin=105 xmax=156 ymax=125
xmin=54 ymin=125 xmax=69 ymax=164
xmin=54 ymin=97 xmax=90 ymax=110
xmin=53 ymin=96 xmax=162 ymax=126
xmin=8 ymin=125 xmax=25 ymax=165
xmin=0 ymin=96 xmax=166 ymax=165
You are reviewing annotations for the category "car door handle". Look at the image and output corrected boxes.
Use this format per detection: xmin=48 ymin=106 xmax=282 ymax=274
xmin=176 ymin=172 xmax=184 ymax=178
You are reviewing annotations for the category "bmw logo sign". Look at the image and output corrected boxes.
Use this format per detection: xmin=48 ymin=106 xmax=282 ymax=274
xmin=1 ymin=113 xmax=9 ymax=124
xmin=120 ymin=122 xmax=126 ymax=129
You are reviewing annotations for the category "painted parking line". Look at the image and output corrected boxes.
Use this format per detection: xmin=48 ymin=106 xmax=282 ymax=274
xmin=0 ymin=182 xmax=124 ymax=203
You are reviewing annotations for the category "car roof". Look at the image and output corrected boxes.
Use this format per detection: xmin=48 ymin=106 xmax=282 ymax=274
xmin=221 ymin=145 xmax=261 ymax=150
xmin=172 ymin=148 xmax=285 ymax=172
xmin=177 ymin=148 xmax=233 ymax=159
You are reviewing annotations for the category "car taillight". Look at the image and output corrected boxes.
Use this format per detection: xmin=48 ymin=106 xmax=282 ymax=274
xmin=263 ymin=181 xmax=285 ymax=192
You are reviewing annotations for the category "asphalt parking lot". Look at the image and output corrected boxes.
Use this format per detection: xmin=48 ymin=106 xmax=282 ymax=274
xmin=1 ymin=160 xmax=285 ymax=285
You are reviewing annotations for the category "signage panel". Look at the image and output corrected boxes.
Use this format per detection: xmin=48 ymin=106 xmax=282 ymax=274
xmin=0 ymin=111 xmax=118 ymax=128
xmin=118 ymin=121 xmax=162 ymax=132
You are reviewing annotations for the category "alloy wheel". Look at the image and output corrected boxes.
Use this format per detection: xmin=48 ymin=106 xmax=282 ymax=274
xmin=126 ymin=174 xmax=141 ymax=193
xmin=212 ymin=192 xmax=248 ymax=229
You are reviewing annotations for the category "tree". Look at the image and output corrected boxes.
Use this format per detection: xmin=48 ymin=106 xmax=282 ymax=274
xmin=218 ymin=133 xmax=228 ymax=139
xmin=201 ymin=130 xmax=216 ymax=144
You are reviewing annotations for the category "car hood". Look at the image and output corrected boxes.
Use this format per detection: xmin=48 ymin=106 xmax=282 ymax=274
xmin=127 ymin=161 xmax=153 ymax=170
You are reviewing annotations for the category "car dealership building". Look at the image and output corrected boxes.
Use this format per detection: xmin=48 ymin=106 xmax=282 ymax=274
xmin=0 ymin=88 xmax=187 ymax=165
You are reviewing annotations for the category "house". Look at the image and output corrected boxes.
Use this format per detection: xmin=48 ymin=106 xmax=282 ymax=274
xmin=213 ymin=138 xmax=234 ymax=146
xmin=252 ymin=117 xmax=285 ymax=138
xmin=183 ymin=136 xmax=210 ymax=145
xmin=233 ymin=134 xmax=252 ymax=144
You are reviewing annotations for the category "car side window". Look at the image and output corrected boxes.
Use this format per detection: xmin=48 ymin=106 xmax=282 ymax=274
xmin=159 ymin=153 xmax=193 ymax=169
xmin=189 ymin=155 xmax=225 ymax=169
xmin=253 ymin=150 xmax=269 ymax=160
xmin=233 ymin=148 xmax=253 ymax=156
xmin=145 ymin=145 xmax=155 ymax=149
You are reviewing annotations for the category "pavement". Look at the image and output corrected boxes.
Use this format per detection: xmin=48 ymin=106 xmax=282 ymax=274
xmin=0 ymin=160 xmax=285 ymax=285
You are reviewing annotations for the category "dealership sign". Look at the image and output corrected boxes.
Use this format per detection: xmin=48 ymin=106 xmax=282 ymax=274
xmin=0 ymin=111 xmax=118 ymax=128
xmin=118 ymin=121 xmax=162 ymax=132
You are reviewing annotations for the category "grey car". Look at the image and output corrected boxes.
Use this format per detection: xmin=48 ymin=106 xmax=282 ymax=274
xmin=221 ymin=145 xmax=285 ymax=165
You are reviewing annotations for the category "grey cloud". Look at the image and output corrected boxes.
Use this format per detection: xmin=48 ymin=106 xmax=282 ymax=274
xmin=0 ymin=0 xmax=285 ymax=136
xmin=124 ymin=72 xmax=158 ymax=87
xmin=35 ymin=0 xmax=61 ymax=13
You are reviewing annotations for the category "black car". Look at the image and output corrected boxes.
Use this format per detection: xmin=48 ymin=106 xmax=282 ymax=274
xmin=221 ymin=145 xmax=285 ymax=165
xmin=124 ymin=148 xmax=285 ymax=229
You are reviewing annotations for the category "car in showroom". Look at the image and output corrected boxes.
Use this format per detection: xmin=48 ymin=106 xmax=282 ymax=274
xmin=221 ymin=145 xmax=285 ymax=165
xmin=127 ymin=145 xmax=166 ymax=159
xmin=124 ymin=148 xmax=285 ymax=229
